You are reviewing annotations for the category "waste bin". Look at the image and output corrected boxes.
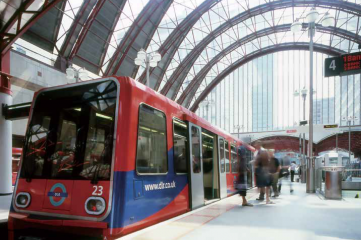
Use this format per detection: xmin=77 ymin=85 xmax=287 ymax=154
xmin=323 ymin=166 xmax=344 ymax=200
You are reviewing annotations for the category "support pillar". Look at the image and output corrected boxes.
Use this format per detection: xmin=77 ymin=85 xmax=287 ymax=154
xmin=0 ymin=74 xmax=13 ymax=195
xmin=0 ymin=50 xmax=13 ymax=195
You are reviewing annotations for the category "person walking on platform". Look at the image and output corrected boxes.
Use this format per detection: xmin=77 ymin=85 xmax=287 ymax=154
xmin=268 ymin=150 xmax=280 ymax=197
xmin=236 ymin=146 xmax=253 ymax=207
xmin=255 ymin=151 xmax=274 ymax=204
xmin=290 ymin=161 xmax=297 ymax=182
xmin=253 ymin=141 xmax=266 ymax=201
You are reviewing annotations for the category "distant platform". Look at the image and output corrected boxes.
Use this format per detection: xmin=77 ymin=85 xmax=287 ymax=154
xmin=120 ymin=179 xmax=361 ymax=240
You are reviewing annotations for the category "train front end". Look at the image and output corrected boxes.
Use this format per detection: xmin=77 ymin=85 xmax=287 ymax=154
xmin=9 ymin=79 xmax=119 ymax=240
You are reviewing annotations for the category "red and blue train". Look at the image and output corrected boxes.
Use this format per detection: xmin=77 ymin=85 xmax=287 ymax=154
xmin=9 ymin=77 xmax=254 ymax=240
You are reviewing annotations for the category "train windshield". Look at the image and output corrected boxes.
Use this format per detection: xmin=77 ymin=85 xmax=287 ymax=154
xmin=21 ymin=80 xmax=117 ymax=181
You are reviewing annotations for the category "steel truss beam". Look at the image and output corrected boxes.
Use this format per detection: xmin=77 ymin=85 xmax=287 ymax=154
xmin=178 ymin=23 xmax=361 ymax=108
xmin=160 ymin=0 xmax=361 ymax=100
xmin=189 ymin=42 xmax=346 ymax=112
xmin=0 ymin=0 xmax=63 ymax=56
xmin=105 ymin=0 xmax=174 ymax=78
xmin=137 ymin=0 xmax=220 ymax=89
xmin=69 ymin=0 xmax=126 ymax=74
xmin=21 ymin=1 xmax=66 ymax=53
xmin=55 ymin=0 xmax=98 ymax=71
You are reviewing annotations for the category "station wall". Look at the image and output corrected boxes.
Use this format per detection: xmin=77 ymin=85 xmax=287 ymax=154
xmin=10 ymin=50 xmax=68 ymax=136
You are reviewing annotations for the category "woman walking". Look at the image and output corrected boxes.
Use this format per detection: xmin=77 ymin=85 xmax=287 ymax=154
xmin=255 ymin=151 xmax=274 ymax=204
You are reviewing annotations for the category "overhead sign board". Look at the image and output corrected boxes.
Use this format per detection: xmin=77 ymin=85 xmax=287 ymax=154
xmin=285 ymin=125 xmax=341 ymax=135
xmin=285 ymin=126 xmax=308 ymax=134
xmin=300 ymin=120 xmax=308 ymax=126
xmin=325 ymin=52 xmax=361 ymax=77
xmin=324 ymin=124 xmax=338 ymax=129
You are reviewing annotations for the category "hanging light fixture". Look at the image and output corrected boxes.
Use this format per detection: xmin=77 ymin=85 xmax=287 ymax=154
xmin=294 ymin=90 xmax=300 ymax=97
xmin=78 ymin=68 xmax=88 ymax=81
xmin=321 ymin=12 xmax=335 ymax=27
xmin=306 ymin=7 xmax=319 ymax=23
xmin=291 ymin=21 xmax=303 ymax=33
xmin=149 ymin=59 xmax=158 ymax=68
xmin=301 ymin=87 xmax=308 ymax=96
xmin=134 ymin=58 xmax=143 ymax=66
xmin=152 ymin=52 xmax=161 ymax=62
xmin=66 ymin=67 xmax=75 ymax=80
xmin=137 ymin=49 xmax=146 ymax=61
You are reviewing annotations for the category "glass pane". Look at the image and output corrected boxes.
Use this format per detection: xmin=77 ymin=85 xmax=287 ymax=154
xmin=202 ymin=131 xmax=214 ymax=174
xmin=50 ymin=116 xmax=77 ymax=178
xmin=191 ymin=126 xmax=201 ymax=173
xmin=174 ymin=120 xmax=188 ymax=173
xmin=21 ymin=81 xmax=117 ymax=180
xmin=22 ymin=116 xmax=50 ymax=178
xmin=231 ymin=145 xmax=238 ymax=173
xmin=136 ymin=105 xmax=167 ymax=174
xmin=220 ymin=139 xmax=225 ymax=173
xmin=225 ymin=141 xmax=230 ymax=173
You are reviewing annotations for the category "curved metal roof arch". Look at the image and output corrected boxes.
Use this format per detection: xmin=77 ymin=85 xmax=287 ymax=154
xmin=104 ymin=0 xmax=174 ymax=78
xmin=189 ymin=42 xmax=346 ymax=112
xmin=177 ymin=23 xmax=361 ymax=108
xmin=158 ymin=0 xmax=361 ymax=100
xmin=0 ymin=0 xmax=64 ymax=56
xmin=137 ymin=0 xmax=220 ymax=89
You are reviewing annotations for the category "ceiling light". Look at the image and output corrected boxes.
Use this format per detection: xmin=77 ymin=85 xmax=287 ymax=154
xmin=290 ymin=21 xmax=302 ymax=33
xmin=321 ymin=12 xmax=335 ymax=27
xmin=137 ymin=49 xmax=146 ymax=61
xmin=306 ymin=8 xmax=319 ymax=23
xmin=134 ymin=58 xmax=143 ymax=66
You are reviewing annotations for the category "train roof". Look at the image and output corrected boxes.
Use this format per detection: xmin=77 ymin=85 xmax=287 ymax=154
xmin=33 ymin=76 xmax=254 ymax=152
xmin=124 ymin=77 xmax=254 ymax=151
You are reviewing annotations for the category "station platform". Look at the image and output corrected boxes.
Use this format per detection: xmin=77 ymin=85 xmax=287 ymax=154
xmin=1 ymin=180 xmax=361 ymax=240
xmin=121 ymin=180 xmax=361 ymax=240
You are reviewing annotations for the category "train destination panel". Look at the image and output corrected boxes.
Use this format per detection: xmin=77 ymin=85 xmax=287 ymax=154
xmin=325 ymin=52 xmax=361 ymax=77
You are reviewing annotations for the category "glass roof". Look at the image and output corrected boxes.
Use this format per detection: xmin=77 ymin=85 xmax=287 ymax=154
xmin=168 ymin=5 xmax=360 ymax=98
xmin=9 ymin=0 xmax=361 ymax=101
xmin=101 ymin=0 xmax=150 ymax=72
xmin=56 ymin=0 xmax=85 ymax=51
xmin=185 ymin=30 xmax=356 ymax=106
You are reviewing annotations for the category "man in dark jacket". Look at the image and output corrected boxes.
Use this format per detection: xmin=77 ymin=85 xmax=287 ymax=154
xmin=237 ymin=146 xmax=253 ymax=206
xmin=253 ymin=141 xmax=266 ymax=201
xmin=269 ymin=150 xmax=280 ymax=197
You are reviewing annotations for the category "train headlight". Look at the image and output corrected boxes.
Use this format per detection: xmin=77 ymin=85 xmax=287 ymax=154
xmin=85 ymin=197 xmax=106 ymax=215
xmin=15 ymin=192 xmax=31 ymax=208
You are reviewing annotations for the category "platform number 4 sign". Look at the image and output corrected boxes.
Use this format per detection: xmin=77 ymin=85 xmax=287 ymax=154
xmin=329 ymin=60 xmax=336 ymax=70
xmin=324 ymin=56 xmax=342 ymax=77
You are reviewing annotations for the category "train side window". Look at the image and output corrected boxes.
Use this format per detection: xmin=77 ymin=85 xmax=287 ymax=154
xmin=173 ymin=120 xmax=188 ymax=174
xmin=231 ymin=145 xmax=238 ymax=173
xmin=220 ymin=138 xmax=225 ymax=173
xmin=225 ymin=141 xmax=230 ymax=173
xmin=191 ymin=126 xmax=201 ymax=173
xmin=136 ymin=104 xmax=168 ymax=174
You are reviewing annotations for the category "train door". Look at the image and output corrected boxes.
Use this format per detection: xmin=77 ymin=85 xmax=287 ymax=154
xmin=218 ymin=137 xmax=227 ymax=199
xmin=188 ymin=123 xmax=204 ymax=209
xmin=202 ymin=129 xmax=219 ymax=203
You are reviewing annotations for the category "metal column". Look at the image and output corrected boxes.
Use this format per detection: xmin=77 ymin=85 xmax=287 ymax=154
xmin=302 ymin=133 xmax=306 ymax=183
xmin=307 ymin=22 xmax=315 ymax=193
xmin=0 ymin=75 xmax=13 ymax=195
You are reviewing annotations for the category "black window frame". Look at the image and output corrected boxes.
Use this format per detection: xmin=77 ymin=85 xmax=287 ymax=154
xmin=219 ymin=137 xmax=225 ymax=173
xmin=231 ymin=144 xmax=238 ymax=173
xmin=225 ymin=141 xmax=230 ymax=173
xmin=135 ymin=103 xmax=168 ymax=175
xmin=172 ymin=118 xmax=188 ymax=175
xmin=20 ymin=80 xmax=118 ymax=181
